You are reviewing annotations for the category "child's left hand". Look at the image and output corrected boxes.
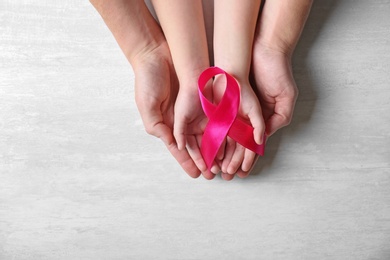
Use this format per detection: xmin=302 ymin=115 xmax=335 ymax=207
xmin=212 ymin=74 xmax=265 ymax=178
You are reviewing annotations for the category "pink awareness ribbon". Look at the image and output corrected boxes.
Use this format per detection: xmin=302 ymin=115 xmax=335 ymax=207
xmin=198 ymin=67 xmax=265 ymax=169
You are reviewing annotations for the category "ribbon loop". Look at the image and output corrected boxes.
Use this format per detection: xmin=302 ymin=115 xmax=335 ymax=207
xmin=198 ymin=67 xmax=265 ymax=169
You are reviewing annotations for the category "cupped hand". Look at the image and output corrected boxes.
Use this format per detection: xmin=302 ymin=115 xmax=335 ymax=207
xmin=132 ymin=42 xmax=202 ymax=179
xmin=212 ymin=74 xmax=265 ymax=179
xmin=173 ymin=77 xmax=216 ymax=180
xmin=251 ymin=44 xmax=298 ymax=137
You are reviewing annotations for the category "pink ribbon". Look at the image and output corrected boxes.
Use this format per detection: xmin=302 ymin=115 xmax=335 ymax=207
xmin=198 ymin=67 xmax=265 ymax=169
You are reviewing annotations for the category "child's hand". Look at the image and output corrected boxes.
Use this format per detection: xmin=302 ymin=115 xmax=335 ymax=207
xmin=132 ymin=44 xmax=205 ymax=179
xmin=173 ymin=79 xmax=216 ymax=180
xmin=151 ymin=0 xmax=216 ymax=179
xmin=213 ymin=75 xmax=265 ymax=178
xmin=213 ymin=0 xmax=263 ymax=178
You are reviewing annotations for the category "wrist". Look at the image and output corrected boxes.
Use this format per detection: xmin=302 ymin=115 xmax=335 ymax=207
xmin=176 ymin=65 xmax=209 ymax=91
xmin=213 ymin=47 xmax=252 ymax=78
xmin=215 ymin=62 xmax=249 ymax=86
xmin=91 ymin=0 xmax=166 ymax=66
xmin=253 ymin=38 xmax=294 ymax=62
xmin=122 ymin=20 xmax=166 ymax=65
xmin=129 ymin=39 xmax=167 ymax=68
xmin=130 ymin=41 xmax=171 ymax=71
xmin=254 ymin=0 xmax=313 ymax=57
xmin=214 ymin=47 xmax=251 ymax=80
xmin=255 ymin=36 xmax=295 ymax=58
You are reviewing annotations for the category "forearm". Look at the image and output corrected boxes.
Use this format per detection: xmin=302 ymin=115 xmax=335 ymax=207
xmin=151 ymin=0 xmax=209 ymax=86
xmin=255 ymin=0 xmax=313 ymax=56
xmin=213 ymin=0 xmax=261 ymax=78
xmin=90 ymin=0 xmax=165 ymax=66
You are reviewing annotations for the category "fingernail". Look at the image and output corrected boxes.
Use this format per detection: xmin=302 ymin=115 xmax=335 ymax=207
xmin=160 ymin=136 xmax=169 ymax=147
xmin=227 ymin=166 xmax=236 ymax=175
xmin=211 ymin=165 xmax=220 ymax=174
xmin=257 ymin=132 xmax=266 ymax=145
xmin=257 ymin=135 xmax=263 ymax=145
xmin=178 ymin=142 xmax=184 ymax=150
xmin=241 ymin=165 xmax=250 ymax=172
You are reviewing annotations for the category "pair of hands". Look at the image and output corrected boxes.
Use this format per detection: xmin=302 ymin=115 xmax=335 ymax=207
xmin=134 ymin=40 xmax=298 ymax=180
xmin=89 ymin=0 xmax=311 ymax=180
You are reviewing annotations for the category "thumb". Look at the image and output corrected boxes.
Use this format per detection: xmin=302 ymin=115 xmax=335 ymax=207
xmin=136 ymin=96 xmax=173 ymax=146
xmin=149 ymin=122 xmax=174 ymax=147
xmin=265 ymin=97 xmax=296 ymax=136
xmin=248 ymin=105 xmax=266 ymax=145
xmin=173 ymin=114 xmax=187 ymax=151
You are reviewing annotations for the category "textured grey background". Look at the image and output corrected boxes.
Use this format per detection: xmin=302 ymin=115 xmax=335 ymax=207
xmin=1 ymin=1 xmax=390 ymax=259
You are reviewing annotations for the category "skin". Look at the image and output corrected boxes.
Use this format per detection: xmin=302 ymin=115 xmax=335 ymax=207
xmin=90 ymin=0 xmax=313 ymax=180
xmin=234 ymin=0 xmax=313 ymax=179
xmin=150 ymin=0 xmax=215 ymax=180
xmin=252 ymin=0 xmax=313 ymax=137
xmin=151 ymin=0 xmax=266 ymax=180
xmin=213 ymin=0 xmax=264 ymax=180
xmin=90 ymin=0 xmax=202 ymax=178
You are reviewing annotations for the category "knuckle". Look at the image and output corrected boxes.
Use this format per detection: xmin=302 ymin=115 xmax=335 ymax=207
xmin=281 ymin=115 xmax=292 ymax=126
xmin=226 ymin=138 xmax=235 ymax=148
xmin=228 ymin=161 xmax=240 ymax=174
xmin=144 ymin=124 xmax=156 ymax=136
xmin=293 ymin=85 xmax=299 ymax=98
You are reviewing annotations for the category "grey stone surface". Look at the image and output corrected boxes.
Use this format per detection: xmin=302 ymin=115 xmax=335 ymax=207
xmin=1 ymin=1 xmax=389 ymax=259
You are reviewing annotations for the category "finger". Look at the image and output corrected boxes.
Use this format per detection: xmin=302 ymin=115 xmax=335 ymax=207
xmin=137 ymin=103 xmax=201 ymax=178
xmin=241 ymin=149 xmax=256 ymax=173
xmin=236 ymin=170 xmax=250 ymax=179
xmin=137 ymin=96 xmax=167 ymax=139
xmin=173 ymin=115 xmax=187 ymax=150
xmin=248 ymin=105 xmax=266 ymax=145
xmin=202 ymin=169 xmax=216 ymax=180
xmin=193 ymin=134 xmax=216 ymax=179
xmin=186 ymin=135 xmax=207 ymax=172
xmin=221 ymin=172 xmax=235 ymax=181
xmin=221 ymin=137 xmax=235 ymax=173
xmin=227 ymin=144 xmax=245 ymax=175
xmin=135 ymin=90 xmax=178 ymax=150
xmin=165 ymin=141 xmax=201 ymax=179
xmin=237 ymin=154 xmax=259 ymax=179
xmin=211 ymin=158 xmax=223 ymax=175
xmin=210 ymin=162 xmax=221 ymax=175
xmin=266 ymin=96 xmax=297 ymax=136
xmin=144 ymin=121 xmax=174 ymax=147
xmin=216 ymin=139 xmax=226 ymax=161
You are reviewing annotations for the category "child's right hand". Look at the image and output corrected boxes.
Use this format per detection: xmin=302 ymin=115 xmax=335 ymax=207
xmin=173 ymin=79 xmax=216 ymax=180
